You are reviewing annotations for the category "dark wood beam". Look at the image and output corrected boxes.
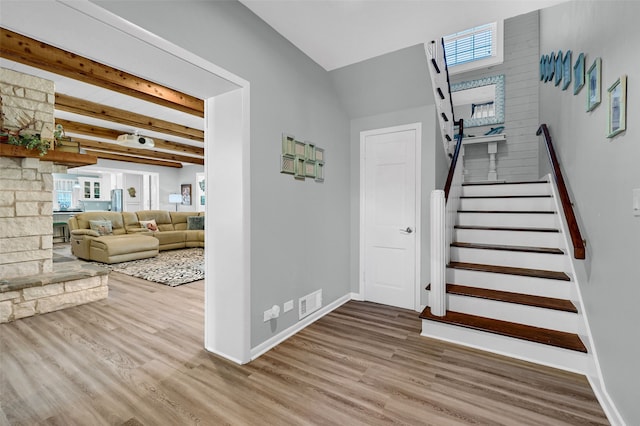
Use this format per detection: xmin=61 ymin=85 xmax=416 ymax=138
xmin=74 ymin=137 xmax=203 ymax=165
xmin=56 ymin=119 xmax=204 ymax=156
xmin=83 ymin=149 xmax=183 ymax=168
xmin=1 ymin=27 xmax=204 ymax=117
xmin=55 ymin=94 xmax=204 ymax=142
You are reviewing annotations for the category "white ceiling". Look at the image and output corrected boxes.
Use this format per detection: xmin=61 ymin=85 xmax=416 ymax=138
xmin=240 ymin=0 xmax=568 ymax=71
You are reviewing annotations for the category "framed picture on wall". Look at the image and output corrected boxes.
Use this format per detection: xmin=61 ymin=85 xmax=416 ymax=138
xmin=555 ymin=50 xmax=563 ymax=87
xmin=573 ymin=53 xmax=585 ymax=95
xmin=181 ymin=184 xmax=192 ymax=205
xmin=562 ymin=50 xmax=572 ymax=91
xmin=607 ymin=75 xmax=627 ymax=138
xmin=586 ymin=57 xmax=602 ymax=112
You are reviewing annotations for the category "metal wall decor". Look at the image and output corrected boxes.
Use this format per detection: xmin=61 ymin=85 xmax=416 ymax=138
xmin=281 ymin=133 xmax=325 ymax=182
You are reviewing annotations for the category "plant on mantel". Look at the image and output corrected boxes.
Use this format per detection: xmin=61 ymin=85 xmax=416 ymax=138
xmin=0 ymin=96 xmax=63 ymax=156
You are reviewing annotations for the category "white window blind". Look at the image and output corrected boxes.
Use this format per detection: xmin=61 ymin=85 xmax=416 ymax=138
xmin=444 ymin=23 xmax=496 ymax=67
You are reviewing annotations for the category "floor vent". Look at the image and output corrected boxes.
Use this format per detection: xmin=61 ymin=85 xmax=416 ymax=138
xmin=299 ymin=289 xmax=322 ymax=320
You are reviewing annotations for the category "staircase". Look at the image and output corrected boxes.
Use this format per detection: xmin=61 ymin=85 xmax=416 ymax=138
xmin=420 ymin=179 xmax=593 ymax=373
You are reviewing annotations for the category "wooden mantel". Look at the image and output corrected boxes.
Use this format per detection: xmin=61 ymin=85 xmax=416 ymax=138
xmin=0 ymin=144 xmax=97 ymax=167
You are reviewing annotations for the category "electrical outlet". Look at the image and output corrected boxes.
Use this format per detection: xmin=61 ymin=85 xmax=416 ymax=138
xmin=284 ymin=300 xmax=293 ymax=312
xmin=263 ymin=308 xmax=272 ymax=322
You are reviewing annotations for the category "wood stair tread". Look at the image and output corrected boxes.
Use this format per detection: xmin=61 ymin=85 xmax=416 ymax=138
xmin=458 ymin=210 xmax=555 ymax=214
xmin=425 ymin=284 xmax=577 ymax=313
xmin=460 ymin=195 xmax=553 ymax=199
xmin=462 ymin=180 xmax=547 ymax=186
xmin=419 ymin=307 xmax=587 ymax=353
xmin=449 ymin=261 xmax=571 ymax=281
xmin=455 ymin=225 xmax=560 ymax=233
xmin=451 ymin=242 xmax=564 ymax=255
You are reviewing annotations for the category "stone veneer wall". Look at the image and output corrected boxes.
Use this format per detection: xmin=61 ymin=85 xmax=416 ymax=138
xmin=0 ymin=68 xmax=59 ymax=279
xmin=0 ymin=272 xmax=108 ymax=323
xmin=0 ymin=68 xmax=55 ymax=139
xmin=0 ymin=157 xmax=59 ymax=278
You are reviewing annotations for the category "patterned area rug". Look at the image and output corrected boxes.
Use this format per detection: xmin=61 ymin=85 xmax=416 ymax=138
xmin=104 ymin=248 xmax=204 ymax=286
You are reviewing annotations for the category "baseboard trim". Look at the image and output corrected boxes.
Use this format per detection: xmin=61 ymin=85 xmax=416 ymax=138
xmin=250 ymin=293 xmax=353 ymax=361
xmin=587 ymin=375 xmax=626 ymax=426
xmin=204 ymin=345 xmax=247 ymax=365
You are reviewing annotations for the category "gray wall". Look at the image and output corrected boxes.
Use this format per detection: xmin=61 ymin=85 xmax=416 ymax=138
xmin=94 ymin=0 xmax=351 ymax=347
xmin=349 ymin=106 xmax=437 ymax=307
xmin=539 ymin=2 xmax=640 ymax=424
xmin=451 ymin=11 xmax=540 ymax=183
xmin=330 ymin=44 xmax=432 ymax=119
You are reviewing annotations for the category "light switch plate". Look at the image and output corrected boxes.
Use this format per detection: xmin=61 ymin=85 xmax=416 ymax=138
xmin=284 ymin=300 xmax=294 ymax=313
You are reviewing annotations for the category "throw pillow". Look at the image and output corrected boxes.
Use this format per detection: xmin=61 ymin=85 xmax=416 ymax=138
xmin=89 ymin=220 xmax=113 ymax=236
xmin=187 ymin=216 xmax=204 ymax=230
xmin=140 ymin=219 xmax=158 ymax=232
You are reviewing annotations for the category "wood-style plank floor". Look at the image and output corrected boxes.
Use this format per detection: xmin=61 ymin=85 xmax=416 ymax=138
xmin=0 ymin=272 xmax=609 ymax=425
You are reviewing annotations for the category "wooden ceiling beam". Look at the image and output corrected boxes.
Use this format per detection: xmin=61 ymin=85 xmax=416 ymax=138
xmin=83 ymin=149 xmax=183 ymax=168
xmin=74 ymin=137 xmax=204 ymax=166
xmin=0 ymin=28 xmax=204 ymax=117
xmin=56 ymin=119 xmax=204 ymax=156
xmin=55 ymin=94 xmax=204 ymax=142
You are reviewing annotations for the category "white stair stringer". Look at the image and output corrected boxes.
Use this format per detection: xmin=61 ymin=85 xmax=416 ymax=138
xmin=424 ymin=39 xmax=454 ymax=156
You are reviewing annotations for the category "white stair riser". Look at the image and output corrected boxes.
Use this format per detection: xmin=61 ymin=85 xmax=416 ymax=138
xmin=462 ymin=183 xmax=551 ymax=197
xmin=421 ymin=320 xmax=590 ymax=374
xmin=450 ymin=247 xmax=570 ymax=272
xmin=444 ymin=293 xmax=582 ymax=334
xmin=457 ymin=212 xmax=558 ymax=229
xmin=447 ymin=268 xmax=574 ymax=300
xmin=454 ymin=228 xmax=563 ymax=248
xmin=459 ymin=197 xmax=554 ymax=212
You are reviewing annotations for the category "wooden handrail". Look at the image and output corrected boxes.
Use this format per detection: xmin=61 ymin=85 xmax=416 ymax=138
xmin=444 ymin=119 xmax=464 ymax=201
xmin=536 ymin=124 xmax=585 ymax=259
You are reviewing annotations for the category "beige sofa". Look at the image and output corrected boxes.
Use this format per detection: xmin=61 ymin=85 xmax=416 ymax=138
xmin=68 ymin=210 xmax=204 ymax=264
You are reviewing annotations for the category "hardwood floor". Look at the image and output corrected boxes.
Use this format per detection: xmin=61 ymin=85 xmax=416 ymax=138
xmin=0 ymin=273 xmax=609 ymax=425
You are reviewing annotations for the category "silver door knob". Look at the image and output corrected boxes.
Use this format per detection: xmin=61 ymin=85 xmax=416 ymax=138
xmin=400 ymin=227 xmax=413 ymax=234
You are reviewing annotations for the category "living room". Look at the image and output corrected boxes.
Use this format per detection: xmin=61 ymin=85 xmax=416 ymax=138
xmin=1 ymin=0 xmax=638 ymax=424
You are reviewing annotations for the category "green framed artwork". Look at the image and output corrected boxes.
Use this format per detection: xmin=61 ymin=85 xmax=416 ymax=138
xmin=607 ymin=75 xmax=627 ymax=138
xmin=281 ymin=133 xmax=326 ymax=182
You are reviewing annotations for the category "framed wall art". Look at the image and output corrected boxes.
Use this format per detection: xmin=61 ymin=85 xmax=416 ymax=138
xmin=586 ymin=57 xmax=601 ymax=112
xmin=181 ymin=184 xmax=192 ymax=205
xmin=607 ymin=75 xmax=627 ymax=138
xmin=281 ymin=133 xmax=325 ymax=182
xmin=555 ymin=50 xmax=563 ymax=87
xmin=573 ymin=53 xmax=585 ymax=95
xmin=562 ymin=50 xmax=572 ymax=91
xmin=546 ymin=52 xmax=555 ymax=83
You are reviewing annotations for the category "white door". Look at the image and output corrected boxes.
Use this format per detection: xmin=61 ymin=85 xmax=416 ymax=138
xmin=360 ymin=124 xmax=420 ymax=310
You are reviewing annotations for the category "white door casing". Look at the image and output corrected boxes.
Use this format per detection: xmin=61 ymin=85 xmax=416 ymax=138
xmin=360 ymin=123 xmax=421 ymax=311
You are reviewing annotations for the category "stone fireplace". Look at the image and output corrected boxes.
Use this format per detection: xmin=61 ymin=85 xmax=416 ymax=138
xmin=0 ymin=68 xmax=108 ymax=323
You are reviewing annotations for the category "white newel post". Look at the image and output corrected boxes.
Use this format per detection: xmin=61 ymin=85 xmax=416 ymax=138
xmin=430 ymin=190 xmax=446 ymax=316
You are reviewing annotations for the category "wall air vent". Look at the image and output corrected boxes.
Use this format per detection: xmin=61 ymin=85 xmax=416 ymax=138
xmin=299 ymin=289 xmax=322 ymax=320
